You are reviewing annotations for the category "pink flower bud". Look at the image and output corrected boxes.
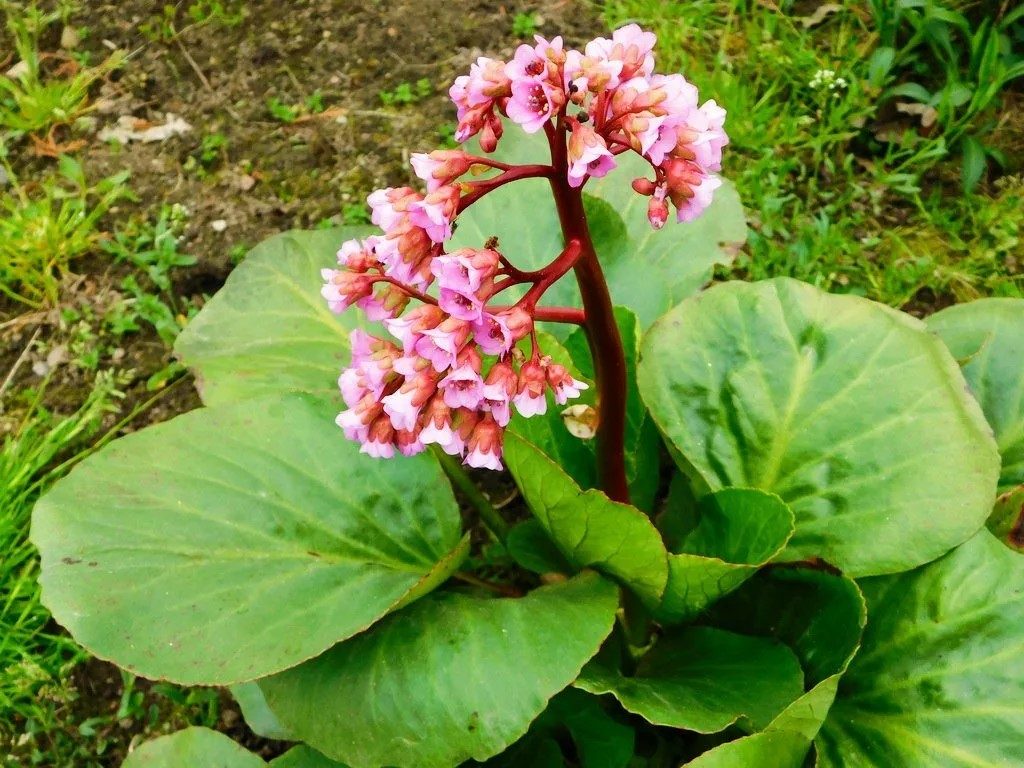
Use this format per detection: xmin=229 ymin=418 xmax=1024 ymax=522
xmin=321 ymin=269 xmax=375 ymax=313
xmin=479 ymin=114 xmax=503 ymax=153
xmin=647 ymin=193 xmax=668 ymax=230
xmin=567 ymin=122 xmax=616 ymax=188
xmin=395 ymin=428 xmax=425 ymax=457
xmin=336 ymin=394 xmax=383 ymax=443
xmin=632 ymin=177 xmax=657 ymax=196
xmin=502 ymin=306 xmax=534 ymax=342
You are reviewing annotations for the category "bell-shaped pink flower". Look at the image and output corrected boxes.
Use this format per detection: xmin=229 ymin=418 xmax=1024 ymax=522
xmin=472 ymin=313 xmax=514 ymax=356
xmin=321 ymin=269 xmax=374 ymax=313
xmin=567 ymin=122 xmax=617 ymax=188
xmin=419 ymin=395 xmax=459 ymax=454
xmin=464 ymin=414 xmax=504 ymax=470
xmin=411 ymin=150 xmax=475 ymax=192
xmin=415 ymin=317 xmax=472 ymax=372
xmin=513 ymin=360 xmax=548 ymax=417
xmin=408 ymin=185 xmax=460 ymax=243
xmin=546 ymin=363 xmax=589 ymax=405
xmin=438 ymin=363 xmax=485 ymax=410
xmin=361 ymin=415 xmax=396 ymax=458
xmin=382 ymin=371 xmax=437 ymax=432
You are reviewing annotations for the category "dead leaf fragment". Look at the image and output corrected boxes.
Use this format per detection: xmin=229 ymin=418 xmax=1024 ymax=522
xmin=97 ymin=113 xmax=192 ymax=143
xmin=561 ymin=404 xmax=598 ymax=439
xmin=799 ymin=3 xmax=842 ymax=27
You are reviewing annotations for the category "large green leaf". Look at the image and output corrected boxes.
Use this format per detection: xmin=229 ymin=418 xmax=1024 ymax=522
xmin=639 ymin=278 xmax=1000 ymax=577
xmin=175 ymin=228 xmax=372 ymax=405
xmin=32 ymin=394 xmax=463 ymax=685
xmin=261 ymin=572 xmax=620 ymax=768
xmin=655 ymin=488 xmax=794 ymax=623
xmin=121 ymin=727 xmax=266 ymax=768
xmin=576 ymin=626 xmax=804 ymax=733
xmin=504 ymin=433 xmax=668 ymax=608
xmin=928 ymin=298 xmax=1024 ymax=492
xmin=817 ymin=531 xmax=1024 ymax=767
xmin=452 ymin=124 xmax=746 ymax=330
xmin=682 ymin=731 xmax=810 ymax=768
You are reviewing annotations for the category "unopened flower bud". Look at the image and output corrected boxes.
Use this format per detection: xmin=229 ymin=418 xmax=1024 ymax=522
xmin=632 ymin=177 xmax=657 ymax=196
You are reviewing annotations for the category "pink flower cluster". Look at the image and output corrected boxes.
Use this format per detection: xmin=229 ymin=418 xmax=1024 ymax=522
xmin=450 ymin=24 xmax=728 ymax=227
xmin=323 ymin=184 xmax=587 ymax=469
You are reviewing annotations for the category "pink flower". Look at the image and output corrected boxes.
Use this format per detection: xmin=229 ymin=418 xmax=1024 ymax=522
xmin=336 ymin=395 xmax=382 ymax=443
xmin=673 ymin=173 xmax=722 ymax=223
xmin=464 ymin=414 xmax=504 ymax=470
xmin=472 ymin=313 xmax=514 ymax=356
xmin=564 ymin=49 xmax=623 ymax=95
xmin=546 ymin=363 xmax=589 ymax=405
xmin=439 ymin=287 xmax=485 ymax=323
xmin=506 ymin=77 xmax=563 ymax=134
xmin=415 ymin=317 xmax=472 ymax=372
xmin=419 ymin=395 xmax=459 ymax=453
xmin=382 ymin=372 xmax=437 ymax=432
xmin=357 ymin=283 xmax=410 ymax=322
xmin=513 ymin=360 xmax=548 ymax=417
xmin=481 ymin=362 xmax=517 ymax=427
xmin=662 ymin=158 xmax=721 ymax=223
xmin=321 ymin=269 xmax=374 ymax=313
xmin=411 ymin=150 xmax=475 ymax=192
xmin=567 ymin=122 xmax=616 ymax=188
xmin=336 ymin=239 xmax=378 ymax=271
xmin=431 ymin=248 xmax=498 ymax=295
xmin=438 ymin=362 xmax=484 ymax=410
xmin=687 ymin=100 xmax=729 ymax=172
xmin=587 ymin=24 xmax=656 ymax=81
xmin=407 ymin=185 xmax=460 ymax=243
xmin=395 ymin=429 xmax=425 ymax=457
xmin=384 ymin=304 xmax=444 ymax=354
xmin=361 ymin=415 xmax=396 ymax=458
xmin=367 ymin=187 xmax=419 ymax=233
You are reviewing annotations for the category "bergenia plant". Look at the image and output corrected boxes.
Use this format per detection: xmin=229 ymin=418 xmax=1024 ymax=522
xmin=31 ymin=24 xmax=1024 ymax=768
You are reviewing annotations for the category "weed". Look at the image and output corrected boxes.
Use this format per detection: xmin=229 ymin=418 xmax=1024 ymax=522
xmin=0 ymin=4 xmax=123 ymax=137
xmin=266 ymin=90 xmax=326 ymax=123
xmin=0 ymin=153 xmax=132 ymax=308
xmin=379 ymin=78 xmax=432 ymax=107
xmin=187 ymin=0 xmax=245 ymax=28
xmin=512 ymin=11 xmax=540 ymax=38
xmin=342 ymin=202 xmax=371 ymax=225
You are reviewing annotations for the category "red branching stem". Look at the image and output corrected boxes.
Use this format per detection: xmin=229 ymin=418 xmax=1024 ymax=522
xmin=457 ymin=164 xmax=554 ymax=212
xmin=463 ymin=154 xmax=525 ymax=172
xmin=519 ymin=239 xmax=583 ymax=311
xmin=546 ymin=117 xmax=631 ymax=504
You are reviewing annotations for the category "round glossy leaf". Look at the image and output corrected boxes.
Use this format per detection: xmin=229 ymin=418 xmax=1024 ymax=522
xmin=32 ymin=394 xmax=463 ymax=685
xmin=122 ymin=727 xmax=266 ymax=768
xmin=928 ymin=298 xmax=1024 ymax=492
xmin=655 ymin=488 xmax=794 ymax=624
xmin=639 ymin=278 xmax=1000 ymax=577
xmin=261 ymin=572 xmax=620 ymax=768
xmin=504 ymin=433 xmax=668 ymax=608
xmin=576 ymin=626 xmax=804 ymax=733
xmin=175 ymin=228 xmax=372 ymax=405
xmin=817 ymin=531 xmax=1024 ymax=767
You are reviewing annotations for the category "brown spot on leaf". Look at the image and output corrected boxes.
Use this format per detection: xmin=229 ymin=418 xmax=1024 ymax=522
xmin=61 ymin=556 xmax=83 ymax=565
xmin=1009 ymin=504 xmax=1024 ymax=548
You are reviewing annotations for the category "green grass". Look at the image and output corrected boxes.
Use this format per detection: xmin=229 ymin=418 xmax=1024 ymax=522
xmin=0 ymin=371 xmax=121 ymax=761
xmin=0 ymin=153 xmax=131 ymax=309
xmin=603 ymin=0 xmax=1024 ymax=307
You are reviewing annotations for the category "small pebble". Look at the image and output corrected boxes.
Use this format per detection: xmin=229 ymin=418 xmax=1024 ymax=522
xmin=211 ymin=219 xmax=228 ymax=232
